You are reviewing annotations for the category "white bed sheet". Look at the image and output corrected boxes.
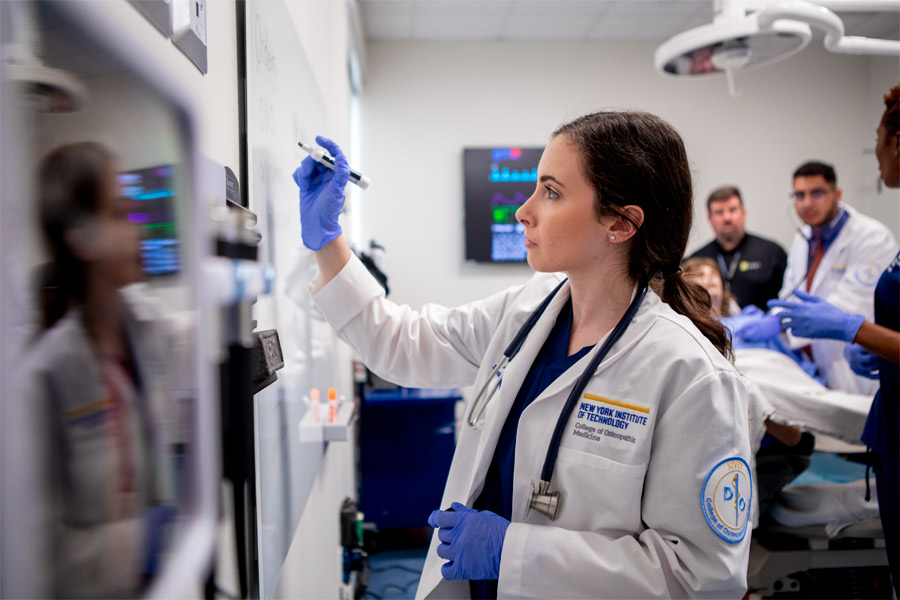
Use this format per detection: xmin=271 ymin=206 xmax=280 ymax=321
xmin=735 ymin=348 xmax=874 ymax=445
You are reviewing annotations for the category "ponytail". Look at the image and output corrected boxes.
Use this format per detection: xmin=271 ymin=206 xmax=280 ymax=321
xmin=651 ymin=273 xmax=733 ymax=360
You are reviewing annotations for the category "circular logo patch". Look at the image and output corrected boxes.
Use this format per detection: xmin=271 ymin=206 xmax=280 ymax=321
xmin=855 ymin=262 xmax=881 ymax=287
xmin=701 ymin=457 xmax=752 ymax=543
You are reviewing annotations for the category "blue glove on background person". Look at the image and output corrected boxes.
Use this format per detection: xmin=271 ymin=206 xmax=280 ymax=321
xmin=292 ymin=135 xmax=349 ymax=251
xmin=734 ymin=305 xmax=783 ymax=342
xmin=843 ymin=343 xmax=880 ymax=379
xmin=768 ymin=289 xmax=865 ymax=343
xmin=428 ymin=502 xmax=509 ymax=581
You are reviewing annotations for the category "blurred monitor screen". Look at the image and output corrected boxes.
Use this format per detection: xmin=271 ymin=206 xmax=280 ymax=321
xmin=463 ymin=147 xmax=543 ymax=263
xmin=119 ymin=165 xmax=180 ymax=276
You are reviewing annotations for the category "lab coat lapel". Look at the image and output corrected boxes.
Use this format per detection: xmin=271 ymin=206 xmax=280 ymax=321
xmin=506 ymin=290 xmax=661 ymax=520
xmin=525 ymin=287 xmax=661 ymax=410
xmin=464 ymin=281 xmax=572 ymax=505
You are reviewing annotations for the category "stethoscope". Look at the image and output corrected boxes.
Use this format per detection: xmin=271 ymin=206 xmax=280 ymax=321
xmin=786 ymin=204 xmax=813 ymax=242
xmin=466 ymin=278 xmax=649 ymax=521
xmin=466 ymin=278 xmax=568 ymax=428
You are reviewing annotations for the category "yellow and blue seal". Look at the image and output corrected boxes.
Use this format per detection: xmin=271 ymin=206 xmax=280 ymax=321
xmin=701 ymin=456 xmax=752 ymax=543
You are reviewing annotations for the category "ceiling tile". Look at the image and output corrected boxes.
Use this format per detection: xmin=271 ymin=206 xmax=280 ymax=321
xmin=840 ymin=12 xmax=900 ymax=39
xmin=364 ymin=13 xmax=415 ymax=40
xmin=508 ymin=0 xmax=611 ymax=16
xmin=360 ymin=0 xmax=418 ymax=16
xmin=587 ymin=14 xmax=689 ymax=40
xmin=413 ymin=12 xmax=507 ymax=39
xmin=677 ymin=9 xmax=714 ymax=32
xmin=605 ymin=0 xmax=709 ymax=16
xmin=414 ymin=0 xmax=513 ymax=14
xmin=359 ymin=0 xmax=898 ymax=43
xmin=500 ymin=13 xmax=596 ymax=39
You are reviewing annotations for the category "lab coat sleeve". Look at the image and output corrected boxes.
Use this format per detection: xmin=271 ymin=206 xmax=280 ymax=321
xmin=498 ymin=370 xmax=751 ymax=599
xmin=818 ymin=226 xmax=897 ymax=317
xmin=311 ymin=255 xmax=525 ymax=389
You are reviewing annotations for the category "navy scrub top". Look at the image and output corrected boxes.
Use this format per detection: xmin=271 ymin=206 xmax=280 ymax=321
xmin=472 ymin=298 xmax=592 ymax=598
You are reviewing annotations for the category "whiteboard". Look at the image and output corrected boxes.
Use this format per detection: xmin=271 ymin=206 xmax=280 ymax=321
xmin=245 ymin=1 xmax=339 ymax=596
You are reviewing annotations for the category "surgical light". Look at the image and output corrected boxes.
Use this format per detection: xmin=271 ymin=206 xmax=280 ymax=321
xmin=1 ymin=1 xmax=87 ymax=113
xmin=655 ymin=0 xmax=900 ymax=97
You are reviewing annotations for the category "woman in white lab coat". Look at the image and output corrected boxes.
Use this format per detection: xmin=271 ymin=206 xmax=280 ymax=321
xmin=15 ymin=143 xmax=175 ymax=598
xmin=295 ymin=111 xmax=752 ymax=599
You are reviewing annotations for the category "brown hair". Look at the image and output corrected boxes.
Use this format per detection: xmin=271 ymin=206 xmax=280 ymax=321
xmin=554 ymin=111 xmax=731 ymax=359
xmin=36 ymin=142 xmax=115 ymax=330
xmin=706 ymin=185 xmax=742 ymax=212
xmin=881 ymin=84 xmax=900 ymax=138
xmin=682 ymin=257 xmax=737 ymax=318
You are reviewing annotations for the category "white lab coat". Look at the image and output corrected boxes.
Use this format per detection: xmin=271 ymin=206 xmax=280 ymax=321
xmin=779 ymin=204 xmax=898 ymax=395
xmin=312 ymin=257 xmax=752 ymax=599
xmin=14 ymin=286 xmax=176 ymax=598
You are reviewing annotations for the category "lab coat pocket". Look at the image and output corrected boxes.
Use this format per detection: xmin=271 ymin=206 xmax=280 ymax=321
xmin=553 ymin=446 xmax=646 ymax=533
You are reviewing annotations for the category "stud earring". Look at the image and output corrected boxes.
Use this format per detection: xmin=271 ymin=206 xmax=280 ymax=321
xmin=609 ymin=235 xmax=616 ymax=241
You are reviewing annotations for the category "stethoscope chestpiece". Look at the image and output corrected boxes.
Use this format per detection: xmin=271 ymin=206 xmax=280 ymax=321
xmin=526 ymin=479 xmax=560 ymax=521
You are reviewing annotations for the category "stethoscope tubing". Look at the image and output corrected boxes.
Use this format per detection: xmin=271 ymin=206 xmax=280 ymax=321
xmin=504 ymin=278 xmax=569 ymax=358
xmin=466 ymin=278 xmax=568 ymax=427
xmin=466 ymin=274 xmax=648 ymax=505
xmin=539 ymin=284 xmax=648 ymax=483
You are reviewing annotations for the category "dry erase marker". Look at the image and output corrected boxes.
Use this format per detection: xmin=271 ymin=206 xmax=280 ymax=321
xmin=297 ymin=141 xmax=370 ymax=189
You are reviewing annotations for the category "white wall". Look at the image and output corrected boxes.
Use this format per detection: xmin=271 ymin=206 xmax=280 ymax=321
xmin=273 ymin=2 xmax=357 ymax=599
xmin=58 ymin=0 xmax=243 ymax=168
xmin=360 ymin=41 xmax=900 ymax=311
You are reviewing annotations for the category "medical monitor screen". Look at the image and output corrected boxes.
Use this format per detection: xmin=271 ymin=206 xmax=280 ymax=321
xmin=119 ymin=165 xmax=181 ymax=276
xmin=464 ymin=147 xmax=543 ymax=263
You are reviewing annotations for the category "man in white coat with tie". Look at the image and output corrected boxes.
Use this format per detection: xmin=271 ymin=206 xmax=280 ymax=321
xmin=738 ymin=161 xmax=898 ymax=395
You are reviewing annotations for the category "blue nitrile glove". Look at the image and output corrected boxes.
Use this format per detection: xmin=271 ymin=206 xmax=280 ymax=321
xmin=768 ymin=289 xmax=865 ymax=343
xmin=428 ymin=502 xmax=509 ymax=581
xmin=142 ymin=504 xmax=177 ymax=576
xmin=292 ymin=135 xmax=350 ymax=251
xmin=734 ymin=313 xmax=783 ymax=342
xmin=740 ymin=304 xmax=764 ymax=318
xmin=843 ymin=343 xmax=880 ymax=379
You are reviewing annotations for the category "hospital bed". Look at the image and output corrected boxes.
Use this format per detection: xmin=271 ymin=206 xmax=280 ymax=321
xmin=747 ymin=441 xmax=889 ymax=598
xmin=737 ymin=349 xmax=891 ymax=598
